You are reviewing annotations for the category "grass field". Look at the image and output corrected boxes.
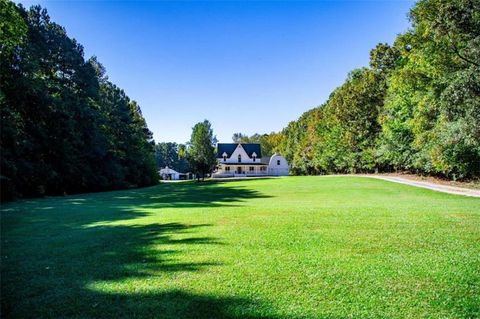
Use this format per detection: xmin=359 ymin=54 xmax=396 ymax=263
xmin=1 ymin=176 xmax=479 ymax=318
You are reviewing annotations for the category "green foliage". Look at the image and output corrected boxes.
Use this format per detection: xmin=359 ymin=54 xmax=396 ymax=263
xmin=0 ymin=2 xmax=158 ymax=200
xmin=270 ymin=0 xmax=479 ymax=179
xmin=187 ymin=120 xmax=217 ymax=180
xmin=155 ymin=142 xmax=190 ymax=172
xmin=278 ymin=64 xmax=390 ymax=174
xmin=0 ymin=0 xmax=27 ymax=53
xmin=369 ymin=42 xmax=401 ymax=75
xmin=379 ymin=0 xmax=480 ymax=178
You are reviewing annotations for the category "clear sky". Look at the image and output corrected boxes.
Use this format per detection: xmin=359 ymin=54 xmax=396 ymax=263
xmin=17 ymin=0 xmax=414 ymax=144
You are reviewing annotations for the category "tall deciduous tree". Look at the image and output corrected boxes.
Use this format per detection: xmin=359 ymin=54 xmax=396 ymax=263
xmin=379 ymin=0 xmax=480 ymax=178
xmin=267 ymin=0 xmax=479 ymax=180
xmin=187 ymin=120 xmax=217 ymax=181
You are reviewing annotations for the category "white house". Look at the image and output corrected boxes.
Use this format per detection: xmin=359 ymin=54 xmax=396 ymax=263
xmin=159 ymin=166 xmax=181 ymax=180
xmin=213 ymin=143 xmax=289 ymax=178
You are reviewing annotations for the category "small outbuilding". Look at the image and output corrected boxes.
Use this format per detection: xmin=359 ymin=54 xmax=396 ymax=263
xmin=159 ymin=166 xmax=181 ymax=180
xmin=268 ymin=153 xmax=289 ymax=176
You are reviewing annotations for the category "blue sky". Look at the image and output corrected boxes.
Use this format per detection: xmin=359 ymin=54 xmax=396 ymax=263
xmin=18 ymin=0 xmax=414 ymax=144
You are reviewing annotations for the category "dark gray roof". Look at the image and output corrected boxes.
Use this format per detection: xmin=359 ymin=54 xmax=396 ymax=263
xmin=217 ymin=143 xmax=262 ymax=158
xmin=260 ymin=157 xmax=271 ymax=164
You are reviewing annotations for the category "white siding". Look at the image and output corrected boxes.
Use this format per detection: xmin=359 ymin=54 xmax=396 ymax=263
xmin=159 ymin=167 xmax=181 ymax=180
xmin=220 ymin=144 xmax=257 ymax=164
xmin=268 ymin=154 xmax=289 ymax=176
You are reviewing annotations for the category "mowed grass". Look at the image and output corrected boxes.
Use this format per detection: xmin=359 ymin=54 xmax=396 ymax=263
xmin=1 ymin=176 xmax=479 ymax=319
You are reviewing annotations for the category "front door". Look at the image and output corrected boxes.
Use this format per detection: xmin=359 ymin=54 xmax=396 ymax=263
xmin=237 ymin=167 xmax=242 ymax=174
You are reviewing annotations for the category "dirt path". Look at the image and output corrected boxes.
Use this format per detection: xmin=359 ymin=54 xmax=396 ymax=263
xmin=361 ymin=175 xmax=480 ymax=198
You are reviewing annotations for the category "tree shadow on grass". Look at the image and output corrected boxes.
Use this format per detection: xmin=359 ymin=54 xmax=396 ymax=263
xmin=113 ymin=180 xmax=273 ymax=210
xmin=2 ymin=181 xmax=272 ymax=228
xmin=0 ymin=182 xmax=293 ymax=318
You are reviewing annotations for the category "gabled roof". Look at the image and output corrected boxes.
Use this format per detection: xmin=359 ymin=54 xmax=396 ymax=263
xmin=159 ymin=167 xmax=180 ymax=174
xmin=217 ymin=143 xmax=262 ymax=158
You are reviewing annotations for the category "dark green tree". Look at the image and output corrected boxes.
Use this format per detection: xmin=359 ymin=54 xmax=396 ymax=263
xmin=0 ymin=2 xmax=158 ymax=200
xmin=379 ymin=0 xmax=480 ymax=178
xmin=187 ymin=120 xmax=217 ymax=181
xmin=155 ymin=142 xmax=190 ymax=172
xmin=275 ymin=0 xmax=479 ymax=180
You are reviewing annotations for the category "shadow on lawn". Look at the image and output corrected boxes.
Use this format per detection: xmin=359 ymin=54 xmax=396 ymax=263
xmin=0 ymin=182 xmax=292 ymax=318
xmin=113 ymin=180 xmax=273 ymax=210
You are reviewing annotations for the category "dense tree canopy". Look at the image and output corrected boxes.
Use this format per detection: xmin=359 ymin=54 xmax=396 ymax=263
xmin=263 ymin=0 xmax=479 ymax=179
xmin=0 ymin=2 xmax=158 ymax=200
xmin=379 ymin=0 xmax=480 ymax=178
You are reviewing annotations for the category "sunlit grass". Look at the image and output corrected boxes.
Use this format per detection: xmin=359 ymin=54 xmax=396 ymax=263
xmin=1 ymin=176 xmax=479 ymax=318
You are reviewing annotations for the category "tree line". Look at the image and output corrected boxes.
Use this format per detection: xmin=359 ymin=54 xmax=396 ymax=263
xmin=0 ymin=2 xmax=159 ymax=200
xmin=238 ymin=0 xmax=480 ymax=180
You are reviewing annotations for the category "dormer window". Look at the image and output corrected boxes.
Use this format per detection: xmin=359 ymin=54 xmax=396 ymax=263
xmin=252 ymin=152 xmax=257 ymax=162
xmin=222 ymin=152 xmax=228 ymax=162
xmin=238 ymin=154 xmax=242 ymax=162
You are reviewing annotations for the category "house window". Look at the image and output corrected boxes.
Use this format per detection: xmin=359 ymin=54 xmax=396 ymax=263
xmin=225 ymin=166 xmax=230 ymax=171
xmin=277 ymin=160 xmax=281 ymax=165
xmin=223 ymin=155 xmax=226 ymax=162
xmin=238 ymin=155 xmax=241 ymax=162
xmin=260 ymin=166 xmax=266 ymax=171
xmin=253 ymin=156 xmax=256 ymax=162
xmin=249 ymin=166 xmax=254 ymax=171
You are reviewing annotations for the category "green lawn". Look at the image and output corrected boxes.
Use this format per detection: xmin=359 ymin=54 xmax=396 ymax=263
xmin=1 ymin=176 xmax=479 ymax=318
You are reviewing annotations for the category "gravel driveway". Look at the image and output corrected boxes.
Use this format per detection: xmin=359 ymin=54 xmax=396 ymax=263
xmin=362 ymin=175 xmax=480 ymax=198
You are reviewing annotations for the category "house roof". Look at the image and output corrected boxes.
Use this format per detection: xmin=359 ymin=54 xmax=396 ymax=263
xmin=159 ymin=167 xmax=180 ymax=175
xmin=260 ymin=157 xmax=271 ymax=164
xmin=216 ymin=143 xmax=262 ymax=158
